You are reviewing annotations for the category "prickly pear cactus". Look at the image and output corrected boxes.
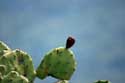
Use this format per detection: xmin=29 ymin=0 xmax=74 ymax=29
xmin=36 ymin=37 xmax=76 ymax=81
xmin=94 ymin=80 xmax=111 ymax=83
xmin=0 ymin=39 xmax=111 ymax=83
xmin=0 ymin=41 xmax=36 ymax=83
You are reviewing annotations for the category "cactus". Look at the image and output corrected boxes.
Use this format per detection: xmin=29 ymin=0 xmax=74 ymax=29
xmin=0 ymin=39 xmax=111 ymax=83
xmin=0 ymin=41 xmax=36 ymax=83
xmin=36 ymin=37 xmax=77 ymax=82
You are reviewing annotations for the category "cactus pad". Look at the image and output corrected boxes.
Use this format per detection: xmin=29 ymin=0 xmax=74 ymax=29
xmin=0 ymin=41 xmax=36 ymax=82
xmin=36 ymin=37 xmax=76 ymax=80
xmin=36 ymin=47 xmax=76 ymax=80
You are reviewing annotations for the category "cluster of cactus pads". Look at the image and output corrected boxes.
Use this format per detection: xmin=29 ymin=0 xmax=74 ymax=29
xmin=0 ymin=37 xmax=111 ymax=83
xmin=0 ymin=37 xmax=76 ymax=83
xmin=0 ymin=41 xmax=36 ymax=83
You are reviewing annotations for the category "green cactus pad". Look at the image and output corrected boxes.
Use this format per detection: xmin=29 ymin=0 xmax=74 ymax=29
xmin=0 ymin=49 xmax=36 ymax=82
xmin=94 ymin=80 xmax=111 ymax=83
xmin=14 ymin=49 xmax=36 ymax=82
xmin=36 ymin=47 xmax=76 ymax=80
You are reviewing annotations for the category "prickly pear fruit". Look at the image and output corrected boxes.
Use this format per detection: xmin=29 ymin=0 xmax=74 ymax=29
xmin=94 ymin=80 xmax=111 ymax=83
xmin=36 ymin=37 xmax=76 ymax=80
xmin=1 ymin=71 xmax=29 ymax=83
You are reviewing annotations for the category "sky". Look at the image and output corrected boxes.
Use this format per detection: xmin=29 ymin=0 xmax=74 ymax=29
xmin=0 ymin=0 xmax=125 ymax=83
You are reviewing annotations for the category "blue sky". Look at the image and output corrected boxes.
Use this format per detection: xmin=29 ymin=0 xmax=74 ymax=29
xmin=0 ymin=0 xmax=125 ymax=83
